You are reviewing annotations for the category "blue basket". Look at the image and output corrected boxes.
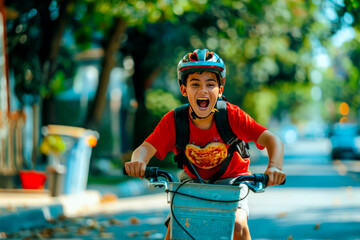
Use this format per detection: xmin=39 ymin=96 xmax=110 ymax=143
xmin=168 ymin=182 xmax=242 ymax=240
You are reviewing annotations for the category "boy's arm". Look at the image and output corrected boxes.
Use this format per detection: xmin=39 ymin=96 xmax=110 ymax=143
xmin=124 ymin=142 xmax=157 ymax=179
xmin=256 ymin=130 xmax=286 ymax=186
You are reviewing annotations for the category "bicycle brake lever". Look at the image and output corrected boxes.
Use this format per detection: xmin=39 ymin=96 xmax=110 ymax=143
xmin=245 ymin=181 xmax=266 ymax=193
xmin=148 ymin=178 xmax=169 ymax=191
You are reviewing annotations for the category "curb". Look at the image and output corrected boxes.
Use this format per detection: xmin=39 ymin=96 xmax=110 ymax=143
xmin=0 ymin=204 xmax=63 ymax=233
xmin=0 ymin=190 xmax=102 ymax=233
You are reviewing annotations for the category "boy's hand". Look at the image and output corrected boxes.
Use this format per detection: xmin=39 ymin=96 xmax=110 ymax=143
xmin=265 ymin=167 xmax=286 ymax=186
xmin=124 ymin=161 xmax=146 ymax=179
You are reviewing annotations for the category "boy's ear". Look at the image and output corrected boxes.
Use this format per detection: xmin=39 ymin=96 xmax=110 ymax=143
xmin=180 ymin=85 xmax=187 ymax=97
xmin=218 ymin=85 xmax=224 ymax=98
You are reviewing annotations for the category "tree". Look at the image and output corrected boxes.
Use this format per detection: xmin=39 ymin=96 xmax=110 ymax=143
xmin=6 ymin=0 xmax=76 ymax=166
xmin=7 ymin=0 xmax=358 ymax=158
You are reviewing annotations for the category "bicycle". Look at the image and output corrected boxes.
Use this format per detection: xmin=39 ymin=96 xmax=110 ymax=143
xmin=124 ymin=167 xmax=284 ymax=240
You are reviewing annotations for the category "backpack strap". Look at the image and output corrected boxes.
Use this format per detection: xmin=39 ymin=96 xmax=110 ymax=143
xmin=214 ymin=98 xmax=250 ymax=159
xmin=174 ymin=104 xmax=204 ymax=182
xmin=174 ymin=104 xmax=189 ymax=152
xmin=214 ymin=99 xmax=238 ymax=145
xmin=208 ymin=98 xmax=250 ymax=183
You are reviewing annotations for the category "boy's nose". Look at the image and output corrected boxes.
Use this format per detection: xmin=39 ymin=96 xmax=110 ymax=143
xmin=199 ymin=85 xmax=207 ymax=92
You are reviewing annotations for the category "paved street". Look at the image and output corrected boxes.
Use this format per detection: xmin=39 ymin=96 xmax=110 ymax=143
xmin=1 ymin=138 xmax=360 ymax=239
xmin=247 ymin=138 xmax=360 ymax=239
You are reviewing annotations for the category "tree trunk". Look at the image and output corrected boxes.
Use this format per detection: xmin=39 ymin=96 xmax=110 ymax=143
xmin=132 ymin=67 xmax=162 ymax=148
xmin=85 ymin=17 xmax=127 ymax=129
xmin=41 ymin=0 xmax=72 ymax=125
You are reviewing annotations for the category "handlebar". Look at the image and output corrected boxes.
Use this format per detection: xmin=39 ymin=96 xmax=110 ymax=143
xmin=233 ymin=174 xmax=269 ymax=193
xmin=123 ymin=167 xmax=285 ymax=193
xmin=123 ymin=166 xmax=174 ymax=181
xmin=123 ymin=166 xmax=174 ymax=190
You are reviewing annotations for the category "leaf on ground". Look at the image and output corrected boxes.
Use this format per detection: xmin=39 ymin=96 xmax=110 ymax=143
xmin=277 ymin=212 xmax=288 ymax=218
xmin=127 ymin=231 xmax=140 ymax=238
xmin=99 ymin=232 xmax=114 ymax=238
xmin=86 ymin=218 xmax=99 ymax=229
xmin=77 ymin=227 xmax=88 ymax=235
xmin=109 ymin=218 xmax=123 ymax=225
xmin=143 ymin=229 xmax=158 ymax=237
xmin=129 ymin=216 xmax=140 ymax=225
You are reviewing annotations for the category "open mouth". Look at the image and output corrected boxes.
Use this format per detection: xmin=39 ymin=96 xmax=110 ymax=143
xmin=197 ymin=98 xmax=209 ymax=109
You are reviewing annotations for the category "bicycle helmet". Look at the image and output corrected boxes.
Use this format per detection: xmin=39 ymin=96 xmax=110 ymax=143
xmin=177 ymin=49 xmax=226 ymax=86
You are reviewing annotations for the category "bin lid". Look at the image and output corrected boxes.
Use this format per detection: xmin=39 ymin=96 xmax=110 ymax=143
xmin=44 ymin=125 xmax=86 ymax=138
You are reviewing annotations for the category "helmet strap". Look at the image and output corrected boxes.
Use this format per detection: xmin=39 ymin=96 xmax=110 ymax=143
xmin=189 ymin=104 xmax=217 ymax=120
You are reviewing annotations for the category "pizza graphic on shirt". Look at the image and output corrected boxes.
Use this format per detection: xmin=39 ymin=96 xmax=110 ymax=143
xmin=185 ymin=142 xmax=228 ymax=169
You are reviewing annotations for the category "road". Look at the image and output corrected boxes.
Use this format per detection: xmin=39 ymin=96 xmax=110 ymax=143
xmin=4 ymin=138 xmax=360 ymax=239
xmin=247 ymin=138 xmax=360 ymax=239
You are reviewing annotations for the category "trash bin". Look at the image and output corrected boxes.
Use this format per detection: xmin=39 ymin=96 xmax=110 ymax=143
xmin=46 ymin=164 xmax=66 ymax=196
xmin=42 ymin=125 xmax=99 ymax=195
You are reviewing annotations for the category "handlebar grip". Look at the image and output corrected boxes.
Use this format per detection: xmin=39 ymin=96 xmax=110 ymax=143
xmin=144 ymin=167 xmax=159 ymax=179
xmin=254 ymin=173 xmax=286 ymax=186
xmin=253 ymin=174 xmax=286 ymax=186
xmin=122 ymin=166 xmax=159 ymax=179
xmin=253 ymin=173 xmax=269 ymax=186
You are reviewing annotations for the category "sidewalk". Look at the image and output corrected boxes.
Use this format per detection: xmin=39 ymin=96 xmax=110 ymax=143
xmin=0 ymin=178 xmax=170 ymax=234
xmin=0 ymin=189 xmax=102 ymax=233
xmin=2 ymin=185 xmax=360 ymax=239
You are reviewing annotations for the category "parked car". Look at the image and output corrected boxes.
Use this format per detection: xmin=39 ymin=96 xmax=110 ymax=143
xmin=329 ymin=123 xmax=360 ymax=160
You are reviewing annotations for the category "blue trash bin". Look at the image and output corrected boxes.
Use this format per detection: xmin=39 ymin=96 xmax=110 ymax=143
xmin=43 ymin=125 xmax=99 ymax=195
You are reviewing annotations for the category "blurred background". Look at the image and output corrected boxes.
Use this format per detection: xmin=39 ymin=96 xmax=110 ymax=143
xmin=1 ymin=0 xmax=360 ymax=187
xmin=0 ymin=0 xmax=360 ymax=238
xmin=2 ymin=0 xmax=360 ymax=178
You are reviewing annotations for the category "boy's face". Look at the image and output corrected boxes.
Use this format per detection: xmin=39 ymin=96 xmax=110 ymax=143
xmin=180 ymin=71 xmax=223 ymax=119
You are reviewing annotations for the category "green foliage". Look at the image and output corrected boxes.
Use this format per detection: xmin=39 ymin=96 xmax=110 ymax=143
xmin=40 ymin=71 xmax=66 ymax=98
xmin=243 ymin=82 xmax=314 ymax=125
xmin=243 ymin=87 xmax=277 ymax=126
xmin=7 ymin=0 xmax=360 ymax=140
xmin=145 ymin=89 xmax=181 ymax=119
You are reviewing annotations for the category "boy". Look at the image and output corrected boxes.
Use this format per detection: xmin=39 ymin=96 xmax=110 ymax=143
xmin=125 ymin=49 xmax=285 ymax=240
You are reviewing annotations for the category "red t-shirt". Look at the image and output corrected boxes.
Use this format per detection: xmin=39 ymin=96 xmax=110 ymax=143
xmin=145 ymin=102 xmax=267 ymax=179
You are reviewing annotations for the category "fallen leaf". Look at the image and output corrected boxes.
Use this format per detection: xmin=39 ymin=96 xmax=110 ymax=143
xmin=127 ymin=231 xmax=140 ymax=238
xmin=99 ymin=232 xmax=114 ymax=238
xmin=143 ymin=229 xmax=158 ymax=237
xmin=58 ymin=214 xmax=67 ymax=221
xmin=77 ymin=227 xmax=87 ymax=235
xmin=129 ymin=217 xmax=140 ymax=225
xmin=6 ymin=205 xmax=16 ymax=212
xmin=277 ymin=212 xmax=288 ymax=218
xmin=86 ymin=218 xmax=98 ymax=229
xmin=109 ymin=218 xmax=123 ymax=225
xmin=40 ymin=228 xmax=54 ymax=238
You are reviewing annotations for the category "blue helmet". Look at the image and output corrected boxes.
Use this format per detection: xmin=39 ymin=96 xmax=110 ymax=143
xmin=177 ymin=49 xmax=226 ymax=86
